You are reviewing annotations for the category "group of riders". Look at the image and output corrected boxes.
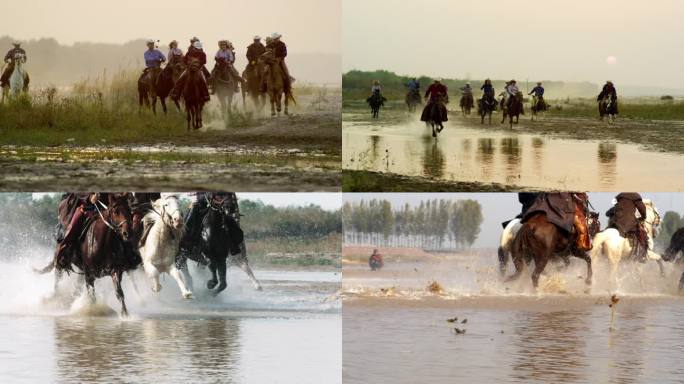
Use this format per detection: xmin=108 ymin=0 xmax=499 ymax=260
xmin=52 ymin=192 xmax=244 ymax=273
xmin=139 ymin=33 xmax=292 ymax=104
xmin=368 ymin=77 xmax=620 ymax=120
xmin=507 ymin=191 xmax=650 ymax=261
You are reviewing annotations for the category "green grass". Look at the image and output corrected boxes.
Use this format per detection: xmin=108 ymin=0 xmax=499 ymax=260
xmin=244 ymin=233 xmax=342 ymax=267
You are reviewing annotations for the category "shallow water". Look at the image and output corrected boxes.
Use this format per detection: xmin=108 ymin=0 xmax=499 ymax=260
xmin=0 ymin=259 xmax=341 ymax=383
xmin=343 ymin=256 xmax=684 ymax=383
xmin=343 ymin=117 xmax=684 ymax=191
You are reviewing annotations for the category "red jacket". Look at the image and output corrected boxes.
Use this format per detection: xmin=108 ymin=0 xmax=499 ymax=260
xmin=425 ymin=83 xmax=448 ymax=101
xmin=183 ymin=49 xmax=207 ymax=66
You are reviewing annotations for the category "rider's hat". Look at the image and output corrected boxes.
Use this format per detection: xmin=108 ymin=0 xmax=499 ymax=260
xmin=510 ymin=79 xmax=516 ymax=83
xmin=169 ymin=40 xmax=178 ymax=47
xmin=190 ymin=36 xmax=199 ymax=43
xmin=373 ymin=80 xmax=380 ymax=85
xmin=219 ymin=39 xmax=229 ymax=46
xmin=11 ymin=41 xmax=20 ymax=46
xmin=146 ymin=39 xmax=156 ymax=45
xmin=271 ymin=32 xmax=282 ymax=39
xmin=434 ymin=77 xmax=442 ymax=82
xmin=254 ymin=35 xmax=262 ymax=40
xmin=607 ymin=80 xmax=613 ymax=84
xmin=537 ymin=81 xmax=542 ymax=85
xmin=193 ymin=41 xmax=203 ymax=49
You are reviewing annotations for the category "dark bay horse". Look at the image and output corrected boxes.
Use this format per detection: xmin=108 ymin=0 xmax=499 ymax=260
xmin=367 ymin=93 xmax=384 ymax=118
xmin=421 ymin=96 xmax=447 ymax=138
xmin=477 ymin=97 xmax=496 ymax=125
xmin=181 ymin=58 xmax=207 ymax=130
xmin=405 ymin=89 xmax=421 ymax=113
xmin=501 ymin=92 xmax=523 ymax=128
xmin=200 ymin=196 xmax=240 ymax=296
xmin=506 ymin=194 xmax=594 ymax=288
xmin=460 ymin=94 xmax=474 ymax=116
xmin=138 ymin=68 xmax=162 ymax=114
xmin=662 ymin=227 xmax=684 ymax=289
xmin=243 ymin=64 xmax=266 ymax=112
xmin=599 ymin=95 xmax=618 ymax=121
xmin=156 ymin=63 xmax=182 ymax=114
xmin=530 ymin=96 xmax=547 ymax=121
xmin=214 ymin=63 xmax=245 ymax=117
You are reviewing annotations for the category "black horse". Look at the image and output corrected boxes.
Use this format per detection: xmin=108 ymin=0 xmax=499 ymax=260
xmin=663 ymin=228 xmax=684 ymax=289
xmin=477 ymin=97 xmax=496 ymax=125
xmin=367 ymin=93 xmax=385 ymax=118
xmin=421 ymin=96 xmax=447 ymax=138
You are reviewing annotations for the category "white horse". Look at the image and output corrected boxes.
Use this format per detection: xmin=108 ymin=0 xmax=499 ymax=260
xmin=2 ymin=53 xmax=27 ymax=101
xmin=590 ymin=199 xmax=664 ymax=288
xmin=139 ymin=194 xmax=193 ymax=299
xmin=498 ymin=218 xmax=522 ymax=275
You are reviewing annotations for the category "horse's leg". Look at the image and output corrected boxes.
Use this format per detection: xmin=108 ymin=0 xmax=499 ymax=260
xmin=505 ymin=250 xmax=525 ymax=282
xmin=236 ymin=247 xmax=262 ymax=290
xmin=207 ymin=261 xmax=218 ymax=289
xmin=144 ymin=262 xmax=162 ymax=292
xmin=211 ymin=257 xmax=228 ymax=296
xmin=112 ymin=271 xmax=128 ymax=317
xmin=270 ymin=94 xmax=276 ymax=116
xmin=573 ymin=251 xmax=593 ymax=285
xmin=497 ymin=246 xmax=509 ymax=276
xmin=276 ymin=93 xmax=282 ymax=115
xmin=160 ymin=97 xmax=168 ymax=114
xmin=85 ymin=275 xmax=96 ymax=304
xmin=679 ymin=272 xmax=684 ymax=291
xmin=180 ymin=263 xmax=194 ymax=292
xmin=151 ymin=95 xmax=157 ymax=115
xmin=186 ymin=106 xmax=191 ymax=131
xmin=284 ymin=92 xmax=289 ymax=115
xmin=169 ymin=265 xmax=193 ymax=299
xmin=531 ymin=249 xmax=551 ymax=288
xmin=198 ymin=104 xmax=203 ymax=128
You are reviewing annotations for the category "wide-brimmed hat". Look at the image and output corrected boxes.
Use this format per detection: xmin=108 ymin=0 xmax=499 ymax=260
xmin=254 ymin=35 xmax=262 ymax=40
xmin=190 ymin=36 xmax=199 ymax=43
xmin=219 ymin=40 xmax=229 ymax=46
xmin=146 ymin=39 xmax=156 ymax=45
xmin=11 ymin=41 xmax=21 ymax=46
xmin=271 ymin=32 xmax=282 ymax=39
xmin=193 ymin=41 xmax=203 ymax=49
xmin=169 ymin=40 xmax=178 ymax=47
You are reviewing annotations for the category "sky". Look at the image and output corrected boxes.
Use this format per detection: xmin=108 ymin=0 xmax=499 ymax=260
xmin=343 ymin=0 xmax=684 ymax=89
xmin=0 ymin=0 xmax=341 ymax=54
xmin=344 ymin=193 xmax=684 ymax=248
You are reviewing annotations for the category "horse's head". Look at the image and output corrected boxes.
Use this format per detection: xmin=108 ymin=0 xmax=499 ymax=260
xmin=187 ymin=58 xmax=201 ymax=73
xmin=155 ymin=193 xmax=184 ymax=230
xmin=13 ymin=53 xmax=25 ymax=65
xmin=106 ymin=193 xmax=133 ymax=241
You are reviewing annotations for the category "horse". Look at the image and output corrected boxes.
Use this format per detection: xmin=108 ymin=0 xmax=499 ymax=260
xmin=422 ymin=97 xmax=447 ymax=138
xmin=214 ymin=63 xmax=245 ymax=117
xmin=2 ymin=53 xmax=28 ymax=102
xmin=460 ymin=94 xmax=474 ymax=116
xmin=530 ymin=96 xmax=547 ymax=121
xmin=137 ymin=68 xmax=163 ymax=114
xmin=662 ymin=228 xmax=684 ymax=289
xmin=405 ymin=89 xmax=421 ymax=113
xmin=139 ymin=194 xmax=193 ymax=299
xmin=155 ymin=63 xmax=182 ymax=114
xmin=506 ymin=194 xmax=593 ymax=288
xmin=259 ymin=50 xmax=295 ymax=116
xmin=198 ymin=196 xmax=240 ymax=296
xmin=499 ymin=211 xmax=600 ymax=277
xmin=599 ymin=95 xmax=618 ymax=121
xmin=501 ymin=92 xmax=523 ymax=128
xmin=180 ymin=58 xmax=207 ymax=130
xmin=590 ymin=199 xmax=665 ymax=289
xmin=242 ymin=64 xmax=266 ymax=112
xmin=477 ymin=97 xmax=496 ymax=125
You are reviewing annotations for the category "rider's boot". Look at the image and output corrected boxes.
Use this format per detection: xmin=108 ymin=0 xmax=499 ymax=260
xmin=574 ymin=214 xmax=592 ymax=251
xmin=138 ymin=221 xmax=153 ymax=248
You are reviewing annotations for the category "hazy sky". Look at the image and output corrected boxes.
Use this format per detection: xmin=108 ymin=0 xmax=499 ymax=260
xmin=0 ymin=0 xmax=340 ymax=54
xmin=343 ymin=0 xmax=684 ymax=88
xmin=345 ymin=193 xmax=684 ymax=248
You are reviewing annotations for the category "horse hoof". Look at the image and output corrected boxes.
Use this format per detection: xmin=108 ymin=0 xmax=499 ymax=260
xmin=183 ymin=292 xmax=194 ymax=299
xmin=207 ymin=280 xmax=218 ymax=289
xmin=256 ymin=286 xmax=263 ymax=291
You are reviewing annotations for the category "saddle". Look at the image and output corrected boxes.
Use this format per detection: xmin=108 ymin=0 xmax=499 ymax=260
xmin=522 ymin=193 xmax=576 ymax=233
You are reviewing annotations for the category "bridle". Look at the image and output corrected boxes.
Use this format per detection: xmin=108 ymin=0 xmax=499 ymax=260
xmin=149 ymin=195 xmax=182 ymax=235
xmin=95 ymin=199 xmax=130 ymax=238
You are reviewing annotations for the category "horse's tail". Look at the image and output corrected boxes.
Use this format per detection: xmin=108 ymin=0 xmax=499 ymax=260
xmin=33 ymin=260 xmax=55 ymax=274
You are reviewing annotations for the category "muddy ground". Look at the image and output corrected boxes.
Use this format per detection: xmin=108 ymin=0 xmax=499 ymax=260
xmin=0 ymin=112 xmax=341 ymax=191
xmin=342 ymin=170 xmax=523 ymax=192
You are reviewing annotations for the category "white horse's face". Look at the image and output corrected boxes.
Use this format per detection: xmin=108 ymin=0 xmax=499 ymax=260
xmin=159 ymin=196 xmax=183 ymax=229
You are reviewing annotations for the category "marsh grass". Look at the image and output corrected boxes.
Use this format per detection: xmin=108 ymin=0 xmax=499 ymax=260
xmin=245 ymin=233 xmax=341 ymax=267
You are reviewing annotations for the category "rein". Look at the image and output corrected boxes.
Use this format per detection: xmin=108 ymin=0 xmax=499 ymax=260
xmin=94 ymin=199 xmax=129 ymax=236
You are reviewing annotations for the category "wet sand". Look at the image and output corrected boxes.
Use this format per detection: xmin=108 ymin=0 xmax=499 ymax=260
xmin=342 ymin=111 xmax=684 ymax=191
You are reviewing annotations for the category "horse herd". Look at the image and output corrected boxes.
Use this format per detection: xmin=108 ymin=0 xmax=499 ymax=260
xmin=498 ymin=198 xmax=684 ymax=291
xmin=34 ymin=193 xmax=261 ymax=317
xmin=138 ymin=51 xmax=294 ymax=130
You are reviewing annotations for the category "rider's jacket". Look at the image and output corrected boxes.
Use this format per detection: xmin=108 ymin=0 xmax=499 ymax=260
xmin=506 ymin=84 xmax=519 ymax=96
xmin=425 ymin=83 xmax=448 ymax=102
xmin=272 ymin=40 xmax=287 ymax=59
xmin=183 ymin=49 xmax=207 ymax=66
xmin=529 ymin=86 xmax=544 ymax=97
xmin=168 ymin=48 xmax=184 ymax=65
xmin=598 ymin=84 xmax=617 ymax=100
xmin=246 ymin=42 xmax=266 ymax=63
xmin=4 ymin=47 xmax=26 ymax=63
xmin=215 ymin=49 xmax=235 ymax=64
xmin=612 ymin=193 xmax=646 ymax=235
xmin=144 ymin=49 xmax=166 ymax=68
xmin=371 ymin=85 xmax=382 ymax=95
xmin=407 ymin=80 xmax=420 ymax=91
xmin=480 ymin=83 xmax=495 ymax=97
xmin=461 ymin=86 xmax=473 ymax=95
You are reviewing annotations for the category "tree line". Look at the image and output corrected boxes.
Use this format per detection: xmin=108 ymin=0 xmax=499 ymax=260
xmin=656 ymin=210 xmax=684 ymax=249
xmin=342 ymin=198 xmax=484 ymax=250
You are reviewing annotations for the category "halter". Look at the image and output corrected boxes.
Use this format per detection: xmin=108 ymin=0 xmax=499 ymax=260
xmin=95 ymin=199 xmax=129 ymax=237
xmin=149 ymin=195 xmax=181 ymax=236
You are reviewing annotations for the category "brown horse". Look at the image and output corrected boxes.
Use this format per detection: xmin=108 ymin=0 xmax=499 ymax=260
xmin=460 ymin=94 xmax=474 ymax=116
xmin=214 ymin=63 xmax=245 ymax=117
xmin=242 ymin=64 xmax=266 ymax=112
xmin=506 ymin=194 xmax=594 ymax=288
xmin=599 ymin=95 xmax=618 ymax=121
xmin=181 ymin=58 xmax=207 ymax=130
xmin=259 ymin=49 xmax=295 ymax=116
xmin=501 ymin=92 xmax=523 ymax=128
xmin=530 ymin=96 xmax=547 ymax=121
xmin=156 ymin=63 xmax=183 ymax=114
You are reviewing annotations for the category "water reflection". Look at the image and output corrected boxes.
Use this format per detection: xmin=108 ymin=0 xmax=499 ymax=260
xmin=510 ymin=311 xmax=589 ymax=383
xmin=422 ymin=138 xmax=445 ymax=179
xmin=500 ymin=138 xmax=521 ymax=182
xmin=598 ymin=142 xmax=617 ymax=188
xmin=532 ymin=137 xmax=545 ymax=177
xmin=477 ymin=138 xmax=495 ymax=178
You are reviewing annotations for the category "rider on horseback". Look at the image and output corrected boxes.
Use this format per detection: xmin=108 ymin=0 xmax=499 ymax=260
xmin=180 ymin=192 xmax=244 ymax=260
xmin=480 ymin=79 xmax=496 ymax=109
xmin=265 ymin=33 xmax=293 ymax=92
xmin=597 ymin=81 xmax=618 ymax=112
xmin=167 ymin=40 xmax=184 ymax=67
xmin=140 ymin=40 xmax=166 ymax=84
xmin=529 ymin=81 xmax=545 ymax=109
xmin=1 ymin=42 xmax=29 ymax=89
xmin=505 ymin=80 xmax=524 ymax=114
xmin=246 ymin=36 xmax=265 ymax=73
xmin=607 ymin=192 xmax=648 ymax=262
xmin=407 ymin=78 xmax=420 ymax=92
xmin=211 ymin=40 xmax=241 ymax=94
xmin=460 ymin=82 xmax=474 ymax=109
xmin=421 ymin=78 xmax=449 ymax=122
xmin=171 ymin=40 xmax=211 ymax=103
xmin=53 ymin=193 xmax=99 ymax=270
xmin=521 ymin=192 xmax=592 ymax=251
xmin=129 ymin=193 xmax=161 ymax=247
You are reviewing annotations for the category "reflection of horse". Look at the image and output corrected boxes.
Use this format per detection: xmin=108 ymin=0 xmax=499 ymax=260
xmin=405 ymin=89 xmax=421 ymax=112
xmin=2 ymin=54 xmax=28 ymax=102
xmin=591 ymin=199 xmax=664 ymax=289
xmin=460 ymin=94 xmax=474 ymax=116
xmin=214 ymin=63 xmax=245 ymax=116
xmin=139 ymin=194 xmax=192 ymax=299
xmin=662 ymin=228 xmax=684 ymax=289
xmin=530 ymin=96 xmax=547 ymax=121
xmin=599 ymin=95 xmax=618 ymax=121
xmin=242 ymin=64 xmax=266 ymax=111
xmin=260 ymin=50 xmax=295 ymax=116
xmin=181 ymin=58 xmax=207 ymax=130
xmin=501 ymin=92 xmax=523 ymax=128
xmin=499 ymin=211 xmax=600 ymax=277
xmin=506 ymin=194 xmax=593 ymax=288
xmin=367 ymin=93 xmax=384 ymax=118
xmin=477 ymin=97 xmax=496 ymax=125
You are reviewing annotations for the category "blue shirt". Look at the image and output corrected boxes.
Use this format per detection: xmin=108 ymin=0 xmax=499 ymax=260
xmin=530 ymin=86 xmax=544 ymax=97
xmin=144 ymin=49 xmax=166 ymax=68
xmin=407 ymin=80 xmax=419 ymax=91
xmin=481 ymin=83 xmax=494 ymax=96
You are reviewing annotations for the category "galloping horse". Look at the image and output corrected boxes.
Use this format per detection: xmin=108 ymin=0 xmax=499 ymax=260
xmin=530 ymin=96 xmax=547 ymax=121
xmin=662 ymin=228 xmax=684 ymax=289
xmin=506 ymin=194 xmax=593 ymax=288
xmin=139 ymin=194 xmax=192 ymax=299
xmin=138 ymin=68 xmax=163 ymax=114
xmin=422 ymin=96 xmax=447 ymax=138
xmin=181 ymin=58 xmax=207 ymax=130
xmin=460 ymin=94 xmax=474 ymax=116
xmin=599 ymin=95 xmax=618 ymax=121
xmin=501 ymin=92 xmax=523 ymax=128
xmin=213 ymin=63 xmax=245 ymax=117
xmin=199 ymin=195 xmax=241 ymax=296
xmin=242 ymin=64 xmax=266 ymax=112
xmin=590 ymin=199 xmax=665 ymax=289
xmin=405 ymin=89 xmax=421 ymax=113
xmin=155 ymin=63 xmax=183 ymax=113
xmin=2 ymin=53 xmax=28 ymax=102
xmin=367 ymin=93 xmax=384 ymax=118
xmin=477 ymin=97 xmax=496 ymax=125
xmin=259 ymin=49 xmax=295 ymax=116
